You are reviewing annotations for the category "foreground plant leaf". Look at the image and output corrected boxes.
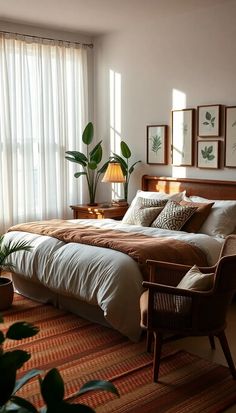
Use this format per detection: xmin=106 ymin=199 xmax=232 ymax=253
xmin=78 ymin=380 xmax=119 ymax=397
xmin=10 ymin=396 xmax=38 ymax=413
xmin=40 ymin=368 xmax=64 ymax=406
xmin=14 ymin=369 xmax=43 ymax=394
xmin=7 ymin=322 xmax=39 ymax=340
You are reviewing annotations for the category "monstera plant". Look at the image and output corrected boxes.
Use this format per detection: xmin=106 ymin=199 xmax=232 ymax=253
xmin=0 ymin=317 xmax=119 ymax=412
xmin=112 ymin=141 xmax=141 ymax=202
xmin=65 ymin=122 xmax=109 ymax=205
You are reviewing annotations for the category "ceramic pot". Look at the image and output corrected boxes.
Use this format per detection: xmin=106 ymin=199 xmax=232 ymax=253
xmin=0 ymin=277 xmax=14 ymax=310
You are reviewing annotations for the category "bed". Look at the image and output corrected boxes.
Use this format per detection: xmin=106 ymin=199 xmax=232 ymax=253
xmin=5 ymin=175 xmax=236 ymax=342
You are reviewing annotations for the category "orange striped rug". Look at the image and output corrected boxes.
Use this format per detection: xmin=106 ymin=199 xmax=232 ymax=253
xmin=2 ymin=294 xmax=236 ymax=413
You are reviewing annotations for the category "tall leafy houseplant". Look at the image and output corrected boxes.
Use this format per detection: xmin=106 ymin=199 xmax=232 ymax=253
xmin=65 ymin=123 xmax=109 ymax=205
xmin=112 ymin=141 xmax=141 ymax=202
xmin=0 ymin=317 xmax=119 ymax=412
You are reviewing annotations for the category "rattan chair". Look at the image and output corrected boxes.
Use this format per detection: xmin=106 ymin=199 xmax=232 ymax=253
xmin=141 ymin=236 xmax=236 ymax=382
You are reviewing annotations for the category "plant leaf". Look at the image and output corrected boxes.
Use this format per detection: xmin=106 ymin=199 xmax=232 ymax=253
xmin=65 ymin=155 xmax=87 ymax=167
xmin=7 ymin=322 xmax=39 ymax=340
xmin=78 ymin=380 xmax=119 ymax=397
xmin=0 ymin=366 xmax=16 ymax=406
xmin=10 ymin=396 xmax=38 ymax=413
xmin=207 ymin=146 xmax=213 ymax=154
xmin=65 ymin=151 xmax=88 ymax=163
xmin=120 ymin=141 xmax=131 ymax=159
xmin=82 ymin=122 xmax=94 ymax=145
xmin=203 ymin=121 xmax=209 ymax=125
xmin=88 ymin=161 xmax=98 ymax=170
xmin=90 ymin=143 xmax=102 ymax=165
xmin=208 ymin=154 xmax=215 ymax=160
xmin=14 ymin=369 xmax=42 ymax=394
xmin=129 ymin=161 xmax=141 ymax=175
xmin=205 ymin=111 xmax=211 ymax=121
xmin=0 ymin=350 xmax=30 ymax=371
xmin=40 ymin=368 xmax=64 ymax=406
xmin=74 ymin=172 xmax=87 ymax=179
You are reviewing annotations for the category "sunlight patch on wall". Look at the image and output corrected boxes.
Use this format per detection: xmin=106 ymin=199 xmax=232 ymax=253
xmin=172 ymin=88 xmax=187 ymax=178
xmin=109 ymin=69 xmax=122 ymax=199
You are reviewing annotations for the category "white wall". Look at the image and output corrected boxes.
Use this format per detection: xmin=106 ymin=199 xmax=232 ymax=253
xmin=94 ymin=0 xmax=236 ymax=203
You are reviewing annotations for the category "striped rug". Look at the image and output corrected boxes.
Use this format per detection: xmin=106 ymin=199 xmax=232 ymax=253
xmin=2 ymin=294 xmax=236 ymax=413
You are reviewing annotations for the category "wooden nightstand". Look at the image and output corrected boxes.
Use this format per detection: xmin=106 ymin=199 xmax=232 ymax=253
xmin=70 ymin=203 xmax=129 ymax=220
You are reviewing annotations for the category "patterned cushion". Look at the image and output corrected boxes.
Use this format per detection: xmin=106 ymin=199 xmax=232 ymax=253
xmin=151 ymin=201 xmax=197 ymax=231
xmin=122 ymin=197 xmax=167 ymax=226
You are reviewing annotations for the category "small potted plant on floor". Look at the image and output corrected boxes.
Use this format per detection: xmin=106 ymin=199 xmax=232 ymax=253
xmin=0 ymin=235 xmax=32 ymax=310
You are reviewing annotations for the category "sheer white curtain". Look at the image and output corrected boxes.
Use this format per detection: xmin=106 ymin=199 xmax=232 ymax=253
xmin=0 ymin=33 xmax=89 ymax=233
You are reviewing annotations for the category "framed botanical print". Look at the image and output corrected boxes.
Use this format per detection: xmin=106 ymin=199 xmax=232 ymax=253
xmin=147 ymin=125 xmax=168 ymax=165
xmin=197 ymin=104 xmax=221 ymax=137
xmin=225 ymin=106 xmax=236 ymax=167
xmin=172 ymin=109 xmax=194 ymax=166
xmin=197 ymin=140 xmax=220 ymax=169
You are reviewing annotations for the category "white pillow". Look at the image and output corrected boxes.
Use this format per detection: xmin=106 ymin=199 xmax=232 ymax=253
xmin=183 ymin=195 xmax=236 ymax=238
xmin=136 ymin=190 xmax=185 ymax=202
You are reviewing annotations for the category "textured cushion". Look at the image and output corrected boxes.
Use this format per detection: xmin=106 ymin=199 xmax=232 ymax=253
xmin=177 ymin=265 xmax=214 ymax=291
xmin=122 ymin=197 xmax=167 ymax=226
xmin=180 ymin=200 xmax=214 ymax=233
xmin=151 ymin=201 xmax=197 ymax=231
xmin=135 ymin=190 xmax=185 ymax=202
xmin=176 ymin=265 xmax=214 ymax=313
xmin=184 ymin=195 xmax=236 ymax=238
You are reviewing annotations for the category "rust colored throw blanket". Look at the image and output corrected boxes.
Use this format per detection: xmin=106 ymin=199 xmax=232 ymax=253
xmin=9 ymin=220 xmax=208 ymax=279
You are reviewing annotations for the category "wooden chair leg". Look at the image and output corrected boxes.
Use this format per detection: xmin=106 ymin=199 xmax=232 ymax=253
xmin=217 ymin=331 xmax=236 ymax=380
xmin=147 ymin=330 xmax=153 ymax=353
xmin=209 ymin=335 xmax=216 ymax=349
xmin=153 ymin=331 xmax=163 ymax=382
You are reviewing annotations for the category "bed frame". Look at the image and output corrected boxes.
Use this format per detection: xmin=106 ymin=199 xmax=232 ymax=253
xmin=142 ymin=175 xmax=236 ymax=200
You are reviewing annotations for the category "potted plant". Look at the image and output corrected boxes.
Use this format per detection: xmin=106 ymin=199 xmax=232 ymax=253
xmin=0 ymin=235 xmax=32 ymax=311
xmin=112 ymin=141 xmax=141 ymax=202
xmin=0 ymin=317 xmax=119 ymax=412
xmin=65 ymin=122 xmax=109 ymax=205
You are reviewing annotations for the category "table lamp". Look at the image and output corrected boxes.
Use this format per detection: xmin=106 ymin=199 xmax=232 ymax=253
xmin=102 ymin=162 xmax=127 ymax=206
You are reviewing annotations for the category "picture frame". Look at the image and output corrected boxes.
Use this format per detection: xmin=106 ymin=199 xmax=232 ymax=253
xmin=225 ymin=106 xmax=236 ymax=168
xmin=197 ymin=104 xmax=221 ymax=137
xmin=171 ymin=109 xmax=194 ymax=166
xmin=197 ymin=140 xmax=220 ymax=169
xmin=147 ymin=125 xmax=168 ymax=165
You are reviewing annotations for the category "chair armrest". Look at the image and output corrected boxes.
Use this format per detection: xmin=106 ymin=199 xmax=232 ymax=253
xmin=146 ymin=260 xmax=193 ymax=285
xmin=146 ymin=260 xmax=217 ymax=286
xmin=142 ymin=280 xmax=212 ymax=298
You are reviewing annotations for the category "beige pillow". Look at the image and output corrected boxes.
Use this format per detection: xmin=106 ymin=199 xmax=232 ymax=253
xmin=151 ymin=201 xmax=197 ymax=231
xmin=122 ymin=197 xmax=167 ymax=226
xmin=177 ymin=265 xmax=214 ymax=291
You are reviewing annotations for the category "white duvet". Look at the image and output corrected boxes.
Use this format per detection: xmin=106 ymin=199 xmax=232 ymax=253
xmin=5 ymin=219 xmax=223 ymax=341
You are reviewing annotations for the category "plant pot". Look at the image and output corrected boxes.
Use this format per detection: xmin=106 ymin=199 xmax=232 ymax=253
xmin=0 ymin=277 xmax=14 ymax=310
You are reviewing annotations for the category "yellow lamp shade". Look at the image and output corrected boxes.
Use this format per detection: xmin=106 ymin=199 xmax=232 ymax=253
xmin=102 ymin=162 xmax=125 ymax=183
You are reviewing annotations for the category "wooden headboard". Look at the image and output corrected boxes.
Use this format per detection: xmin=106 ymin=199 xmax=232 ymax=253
xmin=142 ymin=175 xmax=236 ymax=200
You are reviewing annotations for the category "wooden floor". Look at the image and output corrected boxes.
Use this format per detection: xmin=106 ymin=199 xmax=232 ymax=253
xmin=169 ymin=299 xmax=236 ymax=412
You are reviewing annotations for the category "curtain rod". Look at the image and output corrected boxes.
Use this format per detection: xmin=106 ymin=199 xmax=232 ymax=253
xmin=0 ymin=30 xmax=94 ymax=48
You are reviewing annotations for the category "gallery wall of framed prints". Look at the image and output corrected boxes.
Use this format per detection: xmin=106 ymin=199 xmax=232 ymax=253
xmin=147 ymin=102 xmax=236 ymax=170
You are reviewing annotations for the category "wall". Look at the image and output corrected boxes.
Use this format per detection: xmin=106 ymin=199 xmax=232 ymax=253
xmin=93 ymin=0 xmax=236 ymax=203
